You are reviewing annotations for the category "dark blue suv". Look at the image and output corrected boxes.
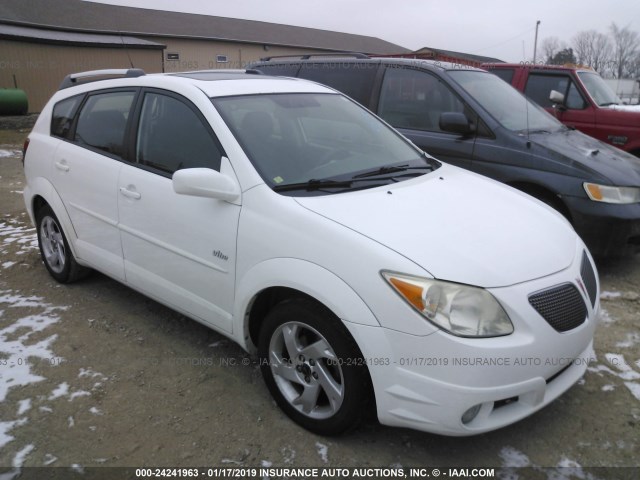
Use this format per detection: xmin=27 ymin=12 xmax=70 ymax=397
xmin=250 ymin=56 xmax=640 ymax=257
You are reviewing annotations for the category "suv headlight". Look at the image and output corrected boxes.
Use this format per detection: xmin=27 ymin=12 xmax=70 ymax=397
xmin=584 ymin=183 xmax=640 ymax=204
xmin=382 ymin=272 xmax=513 ymax=337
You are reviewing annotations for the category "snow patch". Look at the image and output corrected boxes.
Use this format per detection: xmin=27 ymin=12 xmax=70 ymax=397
xmin=0 ymin=149 xmax=21 ymax=158
xmin=599 ymin=291 xmax=621 ymax=300
xmin=49 ymin=382 xmax=69 ymax=400
xmin=16 ymin=399 xmax=31 ymax=415
xmin=615 ymin=332 xmax=640 ymax=349
xmin=624 ymin=382 xmax=640 ymax=402
xmin=315 ymin=442 xmax=329 ymax=464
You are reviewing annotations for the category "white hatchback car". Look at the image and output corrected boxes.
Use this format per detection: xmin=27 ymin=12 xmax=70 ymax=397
xmin=23 ymin=68 xmax=599 ymax=436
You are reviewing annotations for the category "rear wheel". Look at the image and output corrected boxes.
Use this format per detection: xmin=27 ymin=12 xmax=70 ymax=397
xmin=36 ymin=205 xmax=89 ymax=283
xmin=258 ymin=298 xmax=371 ymax=435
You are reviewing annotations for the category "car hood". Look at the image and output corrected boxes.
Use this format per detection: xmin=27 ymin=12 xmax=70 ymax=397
xmin=294 ymin=165 xmax=577 ymax=288
xmin=606 ymin=104 xmax=640 ymax=113
xmin=529 ymin=129 xmax=640 ymax=185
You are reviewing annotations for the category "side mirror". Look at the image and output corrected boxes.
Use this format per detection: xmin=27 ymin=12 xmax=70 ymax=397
xmin=549 ymin=90 xmax=565 ymax=105
xmin=172 ymin=166 xmax=240 ymax=201
xmin=439 ymin=112 xmax=475 ymax=135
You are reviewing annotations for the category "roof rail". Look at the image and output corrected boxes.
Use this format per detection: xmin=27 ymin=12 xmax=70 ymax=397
xmin=260 ymin=52 xmax=370 ymax=61
xmin=59 ymin=68 xmax=146 ymax=90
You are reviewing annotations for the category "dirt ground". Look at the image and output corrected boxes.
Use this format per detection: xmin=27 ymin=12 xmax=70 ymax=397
xmin=1 ymin=124 xmax=639 ymax=478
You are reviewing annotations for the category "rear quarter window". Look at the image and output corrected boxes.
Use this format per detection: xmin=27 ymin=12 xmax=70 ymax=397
xmin=297 ymin=62 xmax=379 ymax=106
xmin=488 ymin=68 xmax=515 ymax=84
xmin=255 ymin=63 xmax=302 ymax=77
xmin=51 ymin=95 xmax=83 ymax=139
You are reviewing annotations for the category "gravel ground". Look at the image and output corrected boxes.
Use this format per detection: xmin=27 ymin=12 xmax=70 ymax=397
xmin=0 ymin=126 xmax=639 ymax=479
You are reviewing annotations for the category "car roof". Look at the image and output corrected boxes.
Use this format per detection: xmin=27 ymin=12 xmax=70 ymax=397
xmin=56 ymin=68 xmax=336 ymax=98
xmin=252 ymin=56 xmax=485 ymax=72
xmin=481 ymin=63 xmax=594 ymax=73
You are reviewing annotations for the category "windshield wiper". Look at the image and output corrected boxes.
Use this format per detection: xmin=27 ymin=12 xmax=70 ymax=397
xmin=526 ymin=129 xmax=552 ymax=134
xmin=273 ymin=174 xmax=409 ymax=193
xmin=273 ymin=178 xmax=355 ymax=192
xmin=599 ymin=102 xmax=619 ymax=107
xmin=351 ymin=164 xmax=433 ymax=179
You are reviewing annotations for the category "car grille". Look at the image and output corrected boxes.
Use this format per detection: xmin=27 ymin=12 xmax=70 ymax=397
xmin=529 ymin=283 xmax=587 ymax=332
xmin=580 ymin=251 xmax=598 ymax=308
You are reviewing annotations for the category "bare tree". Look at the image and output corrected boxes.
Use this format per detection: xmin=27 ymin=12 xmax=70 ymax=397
xmin=541 ymin=36 xmax=564 ymax=64
xmin=610 ymin=23 xmax=639 ymax=78
xmin=592 ymin=32 xmax=612 ymax=74
xmin=573 ymin=30 xmax=612 ymax=74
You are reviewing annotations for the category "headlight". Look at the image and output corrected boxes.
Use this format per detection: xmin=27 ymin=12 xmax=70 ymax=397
xmin=583 ymin=183 xmax=640 ymax=204
xmin=382 ymin=272 xmax=513 ymax=337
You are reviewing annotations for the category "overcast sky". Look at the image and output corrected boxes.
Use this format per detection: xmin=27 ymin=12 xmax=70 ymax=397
xmin=89 ymin=0 xmax=639 ymax=62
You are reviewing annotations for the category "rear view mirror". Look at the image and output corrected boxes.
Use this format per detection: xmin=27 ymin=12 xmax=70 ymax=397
xmin=549 ymin=90 xmax=565 ymax=105
xmin=439 ymin=112 xmax=475 ymax=135
xmin=172 ymin=165 xmax=240 ymax=201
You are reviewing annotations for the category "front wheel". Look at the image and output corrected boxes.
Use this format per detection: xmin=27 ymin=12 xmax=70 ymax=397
xmin=258 ymin=298 xmax=371 ymax=435
xmin=36 ymin=205 xmax=89 ymax=283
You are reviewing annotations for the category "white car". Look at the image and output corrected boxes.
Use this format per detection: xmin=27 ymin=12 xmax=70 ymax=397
xmin=23 ymin=68 xmax=599 ymax=436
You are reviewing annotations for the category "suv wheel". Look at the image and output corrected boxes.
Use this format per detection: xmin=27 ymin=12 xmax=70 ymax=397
xmin=36 ymin=205 xmax=89 ymax=283
xmin=258 ymin=298 xmax=370 ymax=435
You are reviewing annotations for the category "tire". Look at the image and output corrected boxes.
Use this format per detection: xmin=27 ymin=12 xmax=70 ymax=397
xmin=36 ymin=205 xmax=89 ymax=283
xmin=258 ymin=298 xmax=371 ymax=435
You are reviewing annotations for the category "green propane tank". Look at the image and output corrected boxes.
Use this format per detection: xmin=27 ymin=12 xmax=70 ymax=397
xmin=0 ymin=89 xmax=29 ymax=115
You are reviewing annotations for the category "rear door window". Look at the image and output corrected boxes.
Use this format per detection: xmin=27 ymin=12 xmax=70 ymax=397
xmin=74 ymin=91 xmax=136 ymax=158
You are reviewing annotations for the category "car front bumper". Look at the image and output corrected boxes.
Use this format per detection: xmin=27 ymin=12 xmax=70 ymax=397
xmin=565 ymin=195 xmax=640 ymax=257
xmin=344 ymin=245 xmax=600 ymax=436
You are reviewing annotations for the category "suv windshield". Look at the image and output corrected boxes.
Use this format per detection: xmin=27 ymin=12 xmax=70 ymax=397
xmin=577 ymin=71 xmax=621 ymax=106
xmin=449 ymin=70 xmax=563 ymax=133
xmin=212 ymin=93 xmax=434 ymax=195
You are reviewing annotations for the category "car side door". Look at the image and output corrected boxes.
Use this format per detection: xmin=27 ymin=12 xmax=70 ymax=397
xmin=117 ymin=89 xmax=240 ymax=333
xmin=51 ymin=89 xmax=138 ymax=281
xmin=376 ymin=67 xmax=475 ymax=168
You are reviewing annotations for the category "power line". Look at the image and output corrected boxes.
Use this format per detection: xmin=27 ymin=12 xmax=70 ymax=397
xmin=472 ymin=26 xmax=536 ymax=54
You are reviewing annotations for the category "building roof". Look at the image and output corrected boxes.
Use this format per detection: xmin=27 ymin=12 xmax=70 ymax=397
xmin=0 ymin=23 xmax=164 ymax=48
xmin=0 ymin=0 xmax=410 ymax=54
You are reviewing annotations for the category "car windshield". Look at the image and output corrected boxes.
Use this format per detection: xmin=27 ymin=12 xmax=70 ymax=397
xmin=577 ymin=71 xmax=621 ymax=106
xmin=212 ymin=93 xmax=435 ymax=195
xmin=448 ymin=70 xmax=563 ymax=133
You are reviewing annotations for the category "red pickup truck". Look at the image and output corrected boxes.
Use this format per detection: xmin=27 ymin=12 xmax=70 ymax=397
xmin=481 ymin=63 xmax=640 ymax=156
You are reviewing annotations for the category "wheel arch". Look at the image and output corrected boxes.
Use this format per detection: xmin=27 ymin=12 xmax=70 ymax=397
xmin=234 ymin=258 xmax=380 ymax=353
xmin=25 ymin=177 xmax=80 ymax=258
xmin=508 ymin=181 xmax=573 ymax=222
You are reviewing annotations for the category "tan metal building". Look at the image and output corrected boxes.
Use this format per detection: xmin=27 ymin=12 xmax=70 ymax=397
xmin=0 ymin=0 xmax=409 ymax=112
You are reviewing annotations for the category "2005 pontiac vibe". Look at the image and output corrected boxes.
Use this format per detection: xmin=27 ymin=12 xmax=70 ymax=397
xmin=22 ymin=68 xmax=599 ymax=436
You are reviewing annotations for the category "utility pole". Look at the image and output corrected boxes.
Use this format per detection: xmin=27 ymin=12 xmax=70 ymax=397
xmin=533 ymin=20 xmax=541 ymax=64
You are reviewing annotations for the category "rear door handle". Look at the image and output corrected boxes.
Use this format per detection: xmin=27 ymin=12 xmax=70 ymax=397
xmin=119 ymin=187 xmax=141 ymax=200
xmin=54 ymin=160 xmax=69 ymax=172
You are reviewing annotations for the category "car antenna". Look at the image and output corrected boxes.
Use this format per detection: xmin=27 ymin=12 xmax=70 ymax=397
xmin=119 ymin=31 xmax=135 ymax=69
xmin=524 ymin=83 xmax=531 ymax=148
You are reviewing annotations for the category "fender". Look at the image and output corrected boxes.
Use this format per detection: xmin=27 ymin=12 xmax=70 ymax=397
xmin=23 ymin=176 xmax=86 ymax=265
xmin=233 ymin=257 xmax=381 ymax=351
